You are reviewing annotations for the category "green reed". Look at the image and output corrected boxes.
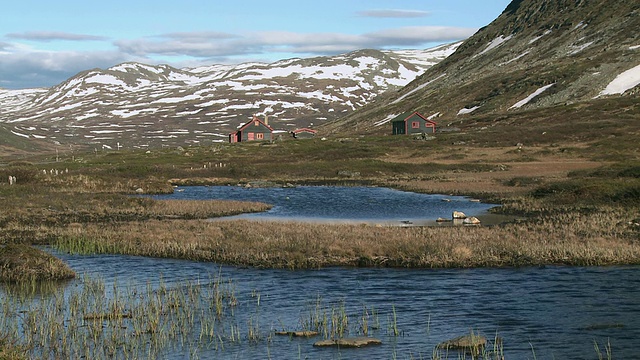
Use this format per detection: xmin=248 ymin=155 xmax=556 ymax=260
xmin=0 ymin=270 xmax=253 ymax=359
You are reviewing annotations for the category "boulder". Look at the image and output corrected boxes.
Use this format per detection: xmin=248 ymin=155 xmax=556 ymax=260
xmin=436 ymin=217 xmax=451 ymax=223
xmin=463 ymin=217 xmax=481 ymax=225
xmin=314 ymin=337 xmax=382 ymax=348
xmin=452 ymin=211 xmax=467 ymax=219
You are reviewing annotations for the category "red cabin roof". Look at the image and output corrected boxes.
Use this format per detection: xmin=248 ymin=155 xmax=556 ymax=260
xmin=291 ymin=128 xmax=317 ymax=134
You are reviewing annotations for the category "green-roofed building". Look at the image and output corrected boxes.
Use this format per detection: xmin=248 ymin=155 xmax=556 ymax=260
xmin=391 ymin=112 xmax=437 ymax=135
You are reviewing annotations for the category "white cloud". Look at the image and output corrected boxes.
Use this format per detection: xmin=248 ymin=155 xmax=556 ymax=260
xmin=116 ymin=26 xmax=477 ymax=58
xmin=0 ymin=47 xmax=130 ymax=89
xmin=2 ymin=26 xmax=476 ymax=89
xmin=6 ymin=31 xmax=107 ymax=42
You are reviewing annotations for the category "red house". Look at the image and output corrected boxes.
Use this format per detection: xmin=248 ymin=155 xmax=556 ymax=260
xmin=229 ymin=116 xmax=274 ymax=143
xmin=391 ymin=112 xmax=437 ymax=135
xmin=291 ymin=128 xmax=317 ymax=139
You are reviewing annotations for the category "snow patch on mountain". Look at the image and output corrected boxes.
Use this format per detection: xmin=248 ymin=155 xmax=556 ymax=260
xmin=510 ymin=83 xmax=556 ymax=109
xmin=477 ymin=35 xmax=514 ymax=57
xmin=597 ymin=64 xmax=640 ymax=96
xmin=457 ymin=106 xmax=481 ymax=115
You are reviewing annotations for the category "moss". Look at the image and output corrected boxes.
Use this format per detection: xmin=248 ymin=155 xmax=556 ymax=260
xmin=0 ymin=244 xmax=75 ymax=283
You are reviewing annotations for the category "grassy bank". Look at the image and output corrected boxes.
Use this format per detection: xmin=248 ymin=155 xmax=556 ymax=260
xmin=0 ymin=244 xmax=75 ymax=282
xmin=50 ymin=204 xmax=639 ymax=269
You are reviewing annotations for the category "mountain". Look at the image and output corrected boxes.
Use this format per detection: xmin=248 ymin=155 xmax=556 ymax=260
xmin=324 ymin=0 xmax=639 ymax=135
xmin=0 ymin=43 xmax=459 ymax=150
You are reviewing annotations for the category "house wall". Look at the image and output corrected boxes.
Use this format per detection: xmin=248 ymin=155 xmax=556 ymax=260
xmin=240 ymin=129 xmax=272 ymax=142
xmin=392 ymin=121 xmax=406 ymax=135
xmin=406 ymin=115 xmax=435 ymax=134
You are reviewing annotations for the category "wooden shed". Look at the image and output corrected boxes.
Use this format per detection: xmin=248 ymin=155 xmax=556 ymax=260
xmin=391 ymin=112 xmax=436 ymax=135
xmin=291 ymin=128 xmax=317 ymax=139
xmin=229 ymin=116 xmax=274 ymax=143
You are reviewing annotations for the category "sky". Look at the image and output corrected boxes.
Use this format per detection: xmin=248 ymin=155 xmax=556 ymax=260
xmin=0 ymin=0 xmax=512 ymax=89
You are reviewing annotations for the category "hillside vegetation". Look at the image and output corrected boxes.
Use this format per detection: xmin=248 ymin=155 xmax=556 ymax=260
xmin=323 ymin=0 xmax=639 ymax=135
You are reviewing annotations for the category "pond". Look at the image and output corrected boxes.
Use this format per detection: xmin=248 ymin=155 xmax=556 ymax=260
xmin=2 ymin=186 xmax=638 ymax=359
xmin=2 ymin=253 xmax=638 ymax=359
xmin=152 ymin=185 xmax=501 ymax=225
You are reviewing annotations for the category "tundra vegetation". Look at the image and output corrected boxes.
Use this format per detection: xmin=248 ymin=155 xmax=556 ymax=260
xmin=0 ymin=103 xmax=638 ymax=358
xmin=1 ymin=108 xmax=638 ymax=269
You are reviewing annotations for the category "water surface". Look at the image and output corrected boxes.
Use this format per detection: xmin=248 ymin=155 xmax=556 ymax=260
xmin=154 ymin=185 xmax=499 ymax=225
xmin=8 ymin=253 xmax=638 ymax=359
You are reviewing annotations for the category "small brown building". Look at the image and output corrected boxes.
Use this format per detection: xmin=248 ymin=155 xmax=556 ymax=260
xmin=291 ymin=128 xmax=317 ymax=139
xmin=229 ymin=116 xmax=274 ymax=143
xmin=391 ymin=112 xmax=436 ymax=135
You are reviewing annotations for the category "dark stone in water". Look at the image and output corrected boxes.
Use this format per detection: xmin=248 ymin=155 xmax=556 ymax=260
xmin=314 ymin=337 xmax=382 ymax=348
xmin=581 ymin=323 xmax=625 ymax=331
xmin=274 ymin=331 xmax=319 ymax=337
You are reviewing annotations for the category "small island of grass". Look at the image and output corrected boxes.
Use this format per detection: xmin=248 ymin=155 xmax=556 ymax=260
xmin=0 ymin=244 xmax=75 ymax=283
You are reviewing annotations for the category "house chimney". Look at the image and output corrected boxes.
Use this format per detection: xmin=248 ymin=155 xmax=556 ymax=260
xmin=264 ymin=114 xmax=268 ymax=126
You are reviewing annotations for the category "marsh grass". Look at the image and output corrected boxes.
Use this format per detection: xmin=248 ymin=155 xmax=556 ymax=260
xmin=594 ymin=339 xmax=612 ymax=360
xmin=0 ymin=186 xmax=270 ymax=244
xmin=0 ymin=272 xmax=247 ymax=359
xmin=0 ymin=271 xmax=414 ymax=359
xmin=0 ymin=244 xmax=75 ymax=282
xmin=0 ymin=264 xmax=627 ymax=360
xmin=51 ymin=203 xmax=640 ymax=269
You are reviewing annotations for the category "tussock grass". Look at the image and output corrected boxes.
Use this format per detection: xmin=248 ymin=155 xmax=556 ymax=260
xmin=0 ymin=244 xmax=75 ymax=282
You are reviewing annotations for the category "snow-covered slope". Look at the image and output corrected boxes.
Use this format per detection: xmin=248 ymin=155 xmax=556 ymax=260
xmin=0 ymin=43 xmax=460 ymax=149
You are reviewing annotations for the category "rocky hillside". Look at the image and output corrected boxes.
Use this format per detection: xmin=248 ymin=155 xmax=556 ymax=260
xmin=324 ymin=0 xmax=639 ymax=135
xmin=0 ymin=43 xmax=459 ymax=150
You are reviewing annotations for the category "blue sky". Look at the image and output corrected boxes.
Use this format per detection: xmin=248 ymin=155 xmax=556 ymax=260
xmin=1 ymin=0 xmax=511 ymax=89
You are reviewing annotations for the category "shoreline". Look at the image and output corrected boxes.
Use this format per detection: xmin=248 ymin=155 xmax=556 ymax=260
xmin=208 ymin=209 xmax=518 ymax=227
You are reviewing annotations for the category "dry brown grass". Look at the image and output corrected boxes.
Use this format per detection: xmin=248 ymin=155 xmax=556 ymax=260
xmin=53 ymin=205 xmax=640 ymax=269
xmin=379 ymin=144 xmax=606 ymax=197
xmin=0 ymin=338 xmax=26 ymax=360
xmin=0 ymin=188 xmax=271 ymax=244
xmin=0 ymin=244 xmax=75 ymax=282
xmin=141 ymin=199 xmax=272 ymax=219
